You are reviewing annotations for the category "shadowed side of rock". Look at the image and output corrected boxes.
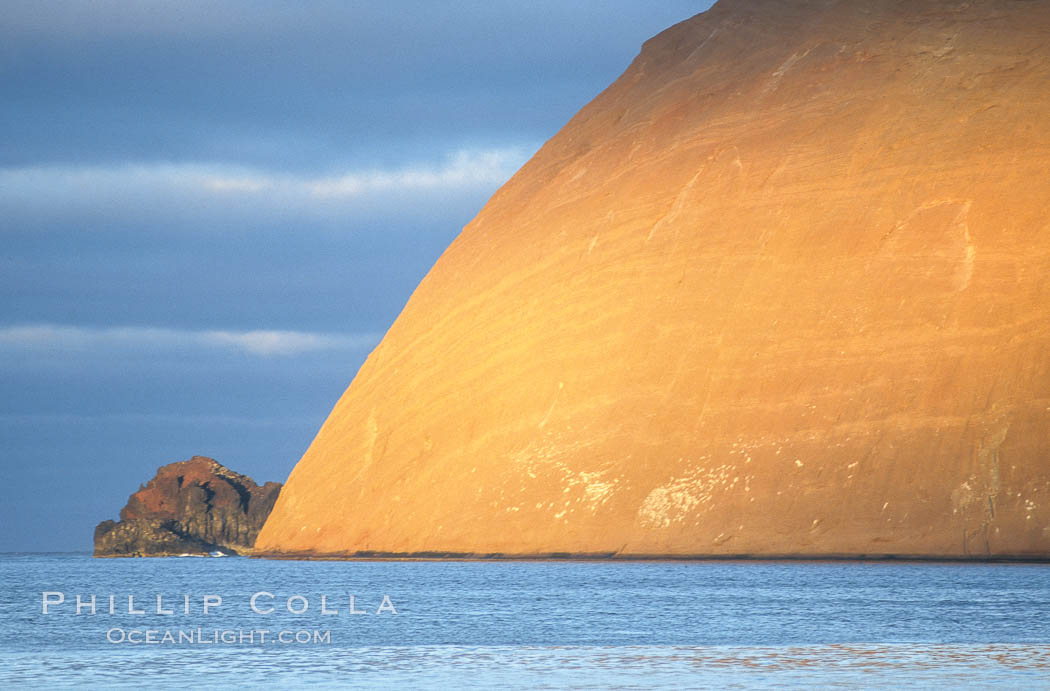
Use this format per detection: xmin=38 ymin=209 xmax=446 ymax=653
xmin=94 ymin=456 xmax=281 ymax=557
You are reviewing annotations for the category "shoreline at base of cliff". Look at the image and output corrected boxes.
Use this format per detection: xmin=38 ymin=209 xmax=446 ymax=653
xmin=250 ymin=550 xmax=1050 ymax=563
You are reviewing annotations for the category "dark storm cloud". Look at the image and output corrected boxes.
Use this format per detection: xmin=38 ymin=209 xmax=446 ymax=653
xmin=1 ymin=1 xmax=706 ymax=170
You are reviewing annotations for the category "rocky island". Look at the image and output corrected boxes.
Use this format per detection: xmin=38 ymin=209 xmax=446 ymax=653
xmin=94 ymin=456 xmax=281 ymax=557
xmin=257 ymin=0 xmax=1050 ymax=559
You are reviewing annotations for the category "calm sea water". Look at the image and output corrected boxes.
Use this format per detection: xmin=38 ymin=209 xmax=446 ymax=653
xmin=1 ymin=554 xmax=1049 ymax=688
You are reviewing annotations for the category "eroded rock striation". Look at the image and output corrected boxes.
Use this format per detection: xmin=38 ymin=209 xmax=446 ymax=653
xmin=257 ymin=0 xmax=1050 ymax=559
xmin=94 ymin=456 xmax=281 ymax=557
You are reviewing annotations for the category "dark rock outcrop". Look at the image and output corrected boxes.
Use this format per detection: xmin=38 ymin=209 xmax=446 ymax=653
xmin=94 ymin=456 xmax=281 ymax=557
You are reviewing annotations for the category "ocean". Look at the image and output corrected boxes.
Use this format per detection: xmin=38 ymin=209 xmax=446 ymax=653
xmin=2 ymin=554 xmax=1049 ymax=688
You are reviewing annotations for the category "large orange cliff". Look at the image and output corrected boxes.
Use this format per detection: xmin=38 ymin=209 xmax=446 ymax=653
xmin=256 ymin=0 xmax=1050 ymax=558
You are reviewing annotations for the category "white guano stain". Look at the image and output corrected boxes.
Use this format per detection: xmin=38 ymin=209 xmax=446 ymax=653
xmin=646 ymin=168 xmax=705 ymax=243
xmin=537 ymin=381 xmax=564 ymax=429
xmin=764 ymin=48 xmax=811 ymax=93
xmin=638 ymin=463 xmax=747 ymax=529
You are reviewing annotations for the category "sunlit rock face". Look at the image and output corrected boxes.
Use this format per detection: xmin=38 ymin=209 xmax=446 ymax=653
xmin=257 ymin=0 xmax=1050 ymax=558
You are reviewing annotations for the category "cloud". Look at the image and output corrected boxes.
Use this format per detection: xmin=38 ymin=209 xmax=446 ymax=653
xmin=187 ymin=147 xmax=529 ymax=199
xmin=0 ymin=147 xmax=532 ymax=226
xmin=0 ymin=324 xmax=380 ymax=357
xmin=200 ymin=329 xmax=375 ymax=356
xmin=0 ymin=2 xmax=709 ymax=180
xmin=307 ymin=149 xmax=529 ymax=199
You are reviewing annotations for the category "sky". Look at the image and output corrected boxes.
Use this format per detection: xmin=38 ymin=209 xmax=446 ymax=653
xmin=1 ymin=1 xmax=713 ymax=552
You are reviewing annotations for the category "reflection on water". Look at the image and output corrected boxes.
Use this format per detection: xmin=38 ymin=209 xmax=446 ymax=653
xmin=4 ymin=644 xmax=1050 ymax=688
